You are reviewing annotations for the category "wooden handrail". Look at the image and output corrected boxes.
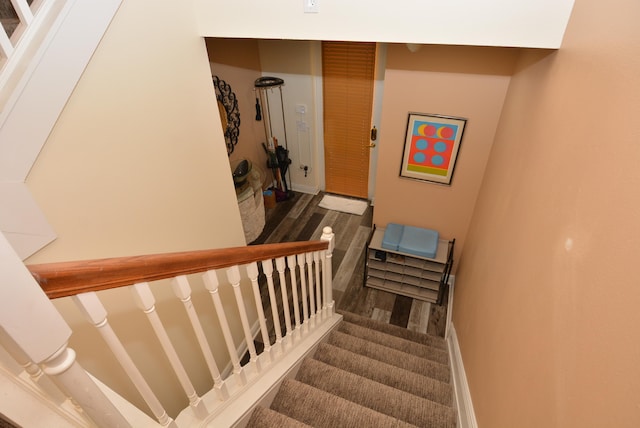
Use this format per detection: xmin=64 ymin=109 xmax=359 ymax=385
xmin=28 ymin=241 xmax=329 ymax=299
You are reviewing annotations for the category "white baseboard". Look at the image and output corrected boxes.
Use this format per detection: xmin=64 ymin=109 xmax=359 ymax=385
xmin=447 ymin=324 xmax=478 ymax=428
xmin=290 ymin=183 xmax=319 ymax=195
xmin=445 ymin=274 xmax=455 ymax=340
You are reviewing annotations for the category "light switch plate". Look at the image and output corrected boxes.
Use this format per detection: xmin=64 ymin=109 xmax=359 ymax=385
xmin=304 ymin=0 xmax=319 ymax=13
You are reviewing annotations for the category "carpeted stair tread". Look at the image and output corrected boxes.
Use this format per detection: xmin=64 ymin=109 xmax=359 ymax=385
xmin=313 ymin=342 xmax=453 ymax=407
xmin=338 ymin=310 xmax=447 ymax=349
xmin=245 ymin=406 xmax=312 ymax=428
xmin=338 ymin=321 xmax=449 ymax=365
xmin=326 ymin=330 xmax=450 ymax=383
xmin=295 ymin=358 xmax=456 ymax=428
xmin=271 ymin=378 xmax=417 ymax=428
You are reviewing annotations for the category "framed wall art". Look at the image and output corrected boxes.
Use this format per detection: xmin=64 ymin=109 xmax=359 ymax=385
xmin=399 ymin=112 xmax=467 ymax=185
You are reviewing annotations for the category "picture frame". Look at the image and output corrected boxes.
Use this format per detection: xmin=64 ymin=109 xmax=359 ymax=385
xmin=399 ymin=112 xmax=467 ymax=185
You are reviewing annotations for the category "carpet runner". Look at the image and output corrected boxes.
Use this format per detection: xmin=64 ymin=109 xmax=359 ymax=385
xmin=246 ymin=310 xmax=456 ymax=427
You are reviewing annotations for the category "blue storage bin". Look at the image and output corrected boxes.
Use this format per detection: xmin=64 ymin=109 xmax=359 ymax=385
xmin=398 ymin=225 xmax=439 ymax=259
xmin=382 ymin=223 xmax=404 ymax=251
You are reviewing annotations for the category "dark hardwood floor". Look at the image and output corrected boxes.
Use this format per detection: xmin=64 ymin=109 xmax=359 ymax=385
xmin=251 ymin=191 xmax=447 ymax=338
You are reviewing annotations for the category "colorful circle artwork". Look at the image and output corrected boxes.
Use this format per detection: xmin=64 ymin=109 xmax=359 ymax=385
xmin=434 ymin=141 xmax=447 ymax=153
xmin=432 ymin=155 xmax=444 ymax=166
xmin=413 ymin=152 xmax=426 ymax=163
xmin=416 ymin=139 xmax=428 ymax=150
xmin=408 ymin=120 xmax=458 ymax=175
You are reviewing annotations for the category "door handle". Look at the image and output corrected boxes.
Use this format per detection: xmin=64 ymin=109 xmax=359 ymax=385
xmin=367 ymin=143 xmax=376 ymax=148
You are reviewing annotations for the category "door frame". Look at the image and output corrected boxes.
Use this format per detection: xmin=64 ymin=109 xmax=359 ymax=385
xmin=312 ymin=42 xmax=386 ymax=202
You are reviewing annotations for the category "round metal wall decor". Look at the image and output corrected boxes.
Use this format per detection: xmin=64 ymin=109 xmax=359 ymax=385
xmin=212 ymin=75 xmax=240 ymax=156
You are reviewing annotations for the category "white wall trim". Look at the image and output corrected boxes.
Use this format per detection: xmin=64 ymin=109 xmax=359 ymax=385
xmin=367 ymin=42 xmax=386 ymax=201
xmin=447 ymin=324 xmax=478 ymax=428
xmin=445 ymin=274 xmax=455 ymax=340
xmin=197 ymin=0 xmax=575 ymax=49
xmin=290 ymin=183 xmax=319 ymax=195
xmin=0 ymin=0 xmax=123 ymax=259
xmin=0 ymin=182 xmax=56 ymax=259
xmin=0 ymin=0 xmax=123 ymax=183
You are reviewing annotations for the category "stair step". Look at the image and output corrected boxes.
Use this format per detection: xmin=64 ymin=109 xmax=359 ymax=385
xmin=338 ymin=310 xmax=447 ymax=349
xmin=245 ymin=406 xmax=312 ymax=428
xmin=271 ymin=378 xmax=416 ymax=428
xmin=326 ymin=330 xmax=450 ymax=383
xmin=313 ymin=342 xmax=453 ymax=407
xmin=338 ymin=321 xmax=450 ymax=365
xmin=295 ymin=358 xmax=456 ymax=428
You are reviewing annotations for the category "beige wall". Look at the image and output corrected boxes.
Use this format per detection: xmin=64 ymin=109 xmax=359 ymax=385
xmin=207 ymin=38 xmax=322 ymax=194
xmin=206 ymin=38 xmax=267 ymax=178
xmin=258 ymin=39 xmax=321 ymax=194
xmin=373 ymin=45 xmax=519 ymax=268
xmin=196 ymin=0 xmax=573 ymax=49
xmin=453 ymin=0 xmax=640 ymax=426
xmin=24 ymin=0 xmax=249 ymax=418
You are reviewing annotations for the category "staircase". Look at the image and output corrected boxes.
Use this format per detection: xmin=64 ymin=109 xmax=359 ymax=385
xmin=246 ymin=311 xmax=457 ymax=428
xmin=1 ymin=227 xmax=463 ymax=427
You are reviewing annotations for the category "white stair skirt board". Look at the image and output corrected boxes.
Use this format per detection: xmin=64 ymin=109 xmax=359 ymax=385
xmin=318 ymin=195 xmax=368 ymax=215
xmin=447 ymin=324 xmax=478 ymax=428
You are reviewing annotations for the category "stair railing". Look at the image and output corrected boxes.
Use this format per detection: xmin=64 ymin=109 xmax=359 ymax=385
xmin=0 ymin=226 xmax=336 ymax=427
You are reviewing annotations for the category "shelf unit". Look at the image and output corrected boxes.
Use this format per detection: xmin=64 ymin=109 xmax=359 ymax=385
xmin=364 ymin=226 xmax=454 ymax=304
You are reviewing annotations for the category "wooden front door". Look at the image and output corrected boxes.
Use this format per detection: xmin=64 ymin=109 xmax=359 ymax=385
xmin=322 ymin=41 xmax=376 ymax=199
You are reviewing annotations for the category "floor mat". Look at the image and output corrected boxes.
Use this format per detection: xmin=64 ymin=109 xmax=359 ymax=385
xmin=318 ymin=194 xmax=368 ymax=215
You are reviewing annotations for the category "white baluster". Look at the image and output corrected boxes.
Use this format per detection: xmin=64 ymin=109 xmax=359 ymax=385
xmin=321 ymin=226 xmax=336 ymax=316
xmin=171 ymin=276 xmax=229 ymax=401
xmin=305 ymin=252 xmax=316 ymax=327
xmin=74 ymin=292 xmax=178 ymax=427
xmin=296 ymin=253 xmax=309 ymax=333
xmin=0 ymin=21 xmax=14 ymax=58
xmin=11 ymin=0 xmax=34 ymax=25
xmin=202 ymin=270 xmax=247 ymax=385
xmin=275 ymin=257 xmax=292 ymax=345
xmin=313 ymin=251 xmax=322 ymax=321
xmin=261 ymin=260 xmax=283 ymax=350
xmin=226 ymin=266 xmax=261 ymax=373
xmin=246 ymin=262 xmax=272 ymax=363
xmin=286 ymin=255 xmax=301 ymax=338
xmin=131 ymin=282 xmax=207 ymax=419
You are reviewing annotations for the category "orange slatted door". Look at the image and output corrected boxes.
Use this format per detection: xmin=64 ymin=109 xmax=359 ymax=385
xmin=322 ymin=41 xmax=376 ymax=199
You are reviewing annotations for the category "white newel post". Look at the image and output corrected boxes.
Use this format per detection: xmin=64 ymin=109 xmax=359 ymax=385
xmin=0 ymin=329 xmax=67 ymax=404
xmin=41 ymin=346 xmax=132 ymax=427
xmin=0 ymin=233 xmax=130 ymax=428
xmin=313 ymin=251 xmax=322 ymax=320
xmin=321 ymin=226 xmax=335 ymax=316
